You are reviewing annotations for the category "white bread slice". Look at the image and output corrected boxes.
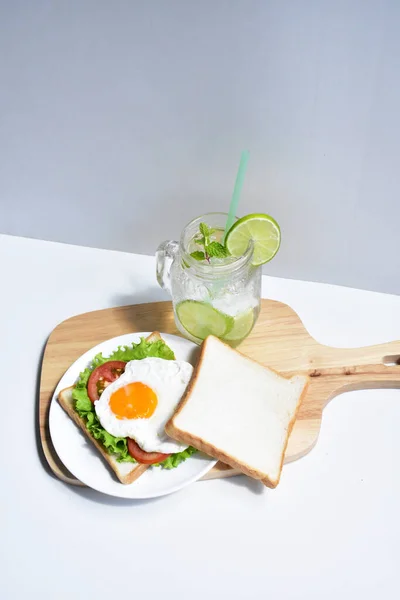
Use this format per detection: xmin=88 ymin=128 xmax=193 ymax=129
xmin=166 ymin=336 xmax=309 ymax=488
xmin=57 ymin=331 xmax=163 ymax=485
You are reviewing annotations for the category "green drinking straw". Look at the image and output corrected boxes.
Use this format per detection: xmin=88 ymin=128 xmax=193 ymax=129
xmin=224 ymin=150 xmax=250 ymax=240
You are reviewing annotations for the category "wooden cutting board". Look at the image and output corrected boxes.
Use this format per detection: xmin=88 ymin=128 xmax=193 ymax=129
xmin=39 ymin=299 xmax=400 ymax=486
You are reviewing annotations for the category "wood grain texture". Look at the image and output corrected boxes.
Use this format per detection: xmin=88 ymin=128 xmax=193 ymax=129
xmin=39 ymin=299 xmax=400 ymax=486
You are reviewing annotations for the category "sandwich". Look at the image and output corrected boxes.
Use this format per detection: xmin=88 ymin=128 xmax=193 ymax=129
xmin=58 ymin=332 xmax=197 ymax=484
xmin=166 ymin=336 xmax=309 ymax=488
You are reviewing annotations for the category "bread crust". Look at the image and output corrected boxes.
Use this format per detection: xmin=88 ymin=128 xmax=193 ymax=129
xmin=57 ymin=331 xmax=163 ymax=485
xmin=165 ymin=336 xmax=310 ymax=488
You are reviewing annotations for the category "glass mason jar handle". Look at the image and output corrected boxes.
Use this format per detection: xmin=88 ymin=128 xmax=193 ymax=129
xmin=156 ymin=240 xmax=179 ymax=294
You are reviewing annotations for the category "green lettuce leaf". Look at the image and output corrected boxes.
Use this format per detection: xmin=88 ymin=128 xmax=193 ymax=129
xmin=72 ymin=337 xmax=196 ymax=467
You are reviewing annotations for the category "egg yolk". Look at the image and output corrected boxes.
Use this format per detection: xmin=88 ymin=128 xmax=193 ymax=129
xmin=109 ymin=382 xmax=158 ymax=419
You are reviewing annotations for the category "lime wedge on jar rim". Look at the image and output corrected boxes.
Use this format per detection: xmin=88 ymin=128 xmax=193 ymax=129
xmin=223 ymin=309 xmax=255 ymax=342
xmin=225 ymin=213 xmax=281 ymax=266
xmin=176 ymin=300 xmax=233 ymax=340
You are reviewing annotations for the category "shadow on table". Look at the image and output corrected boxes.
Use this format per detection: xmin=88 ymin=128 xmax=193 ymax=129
xmin=62 ymin=472 xmax=266 ymax=507
xmin=220 ymin=474 xmax=265 ymax=495
xmin=34 ymin=338 xmax=55 ymax=478
xmin=65 ymin=483 xmax=168 ymax=507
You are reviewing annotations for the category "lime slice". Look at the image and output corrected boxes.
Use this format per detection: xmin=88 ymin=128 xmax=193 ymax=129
xmin=223 ymin=309 xmax=255 ymax=342
xmin=225 ymin=213 xmax=281 ymax=266
xmin=176 ymin=300 xmax=233 ymax=340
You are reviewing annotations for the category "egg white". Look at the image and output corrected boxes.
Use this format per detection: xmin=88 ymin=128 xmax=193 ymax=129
xmin=94 ymin=357 xmax=193 ymax=453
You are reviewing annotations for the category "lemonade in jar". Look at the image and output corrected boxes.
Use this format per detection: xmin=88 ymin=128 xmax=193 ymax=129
xmin=156 ymin=211 xmax=280 ymax=347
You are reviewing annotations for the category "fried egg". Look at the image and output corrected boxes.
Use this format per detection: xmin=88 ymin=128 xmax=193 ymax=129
xmin=94 ymin=357 xmax=193 ymax=453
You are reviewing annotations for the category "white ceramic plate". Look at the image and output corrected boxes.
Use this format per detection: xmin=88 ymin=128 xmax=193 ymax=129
xmin=49 ymin=332 xmax=216 ymax=499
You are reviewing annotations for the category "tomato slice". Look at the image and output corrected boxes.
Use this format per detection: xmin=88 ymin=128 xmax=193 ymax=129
xmin=87 ymin=360 xmax=127 ymax=402
xmin=127 ymin=438 xmax=171 ymax=464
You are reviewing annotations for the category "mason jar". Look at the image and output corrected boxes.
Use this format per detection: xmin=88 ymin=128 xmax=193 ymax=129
xmin=156 ymin=213 xmax=262 ymax=347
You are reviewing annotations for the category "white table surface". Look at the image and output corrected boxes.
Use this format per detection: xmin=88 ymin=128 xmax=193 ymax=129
xmin=2 ymin=233 xmax=399 ymax=600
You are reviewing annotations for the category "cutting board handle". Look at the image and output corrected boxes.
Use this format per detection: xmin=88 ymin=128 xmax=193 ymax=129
xmin=319 ymin=339 xmax=400 ymax=391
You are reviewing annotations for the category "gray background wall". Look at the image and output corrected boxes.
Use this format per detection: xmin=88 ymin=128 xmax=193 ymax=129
xmin=1 ymin=0 xmax=399 ymax=294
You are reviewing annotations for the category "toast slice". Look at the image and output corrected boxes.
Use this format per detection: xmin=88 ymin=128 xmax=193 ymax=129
xmin=166 ymin=336 xmax=309 ymax=488
xmin=57 ymin=331 xmax=162 ymax=485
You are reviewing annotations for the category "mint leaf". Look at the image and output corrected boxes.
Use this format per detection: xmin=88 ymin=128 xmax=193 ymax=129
xmin=190 ymin=251 xmax=205 ymax=261
xmin=199 ymin=222 xmax=210 ymax=237
xmin=207 ymin=241 xmax=230 ymax=258
xmin=195 ymin=236 xmax=205 ymax=246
